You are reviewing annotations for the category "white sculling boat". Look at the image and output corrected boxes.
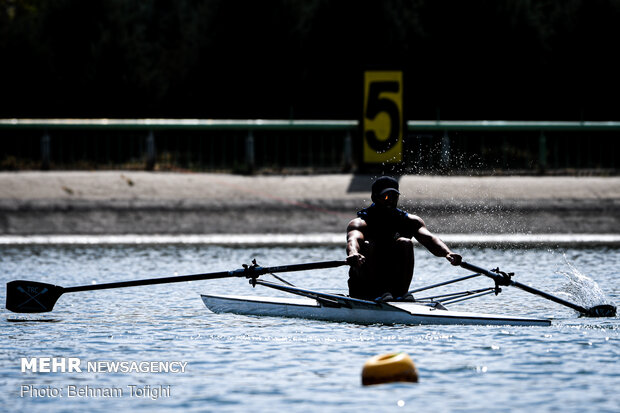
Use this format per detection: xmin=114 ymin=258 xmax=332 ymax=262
xmin=201 ymin=290 xmax=552 ymax=326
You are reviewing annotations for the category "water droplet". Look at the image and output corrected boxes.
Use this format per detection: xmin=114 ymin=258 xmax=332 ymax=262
xmin=556 ymin=256 xmax=614 ymax=308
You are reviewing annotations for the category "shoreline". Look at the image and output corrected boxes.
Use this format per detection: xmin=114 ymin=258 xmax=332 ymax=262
xmin=1 ymin=171 xmax=619 ymax=235
xmin=2 ymin=233 xmax=619 ymax=247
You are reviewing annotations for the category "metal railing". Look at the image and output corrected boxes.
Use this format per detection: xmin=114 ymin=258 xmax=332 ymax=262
xmin=1 ymin=119 xmax=619 ymax=172
xmin=0 ymin=119 xmax=357 ymax=172
xmin=406 ymin=120 xmax=620 ymax=172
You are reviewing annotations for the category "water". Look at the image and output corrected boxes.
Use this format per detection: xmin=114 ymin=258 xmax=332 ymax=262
xmin=1 ymin=244 xmax=619 ymax=412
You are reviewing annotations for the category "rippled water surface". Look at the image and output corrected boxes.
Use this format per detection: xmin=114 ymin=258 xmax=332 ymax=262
xmin=1 ymin=244 xmax=619 ymax=412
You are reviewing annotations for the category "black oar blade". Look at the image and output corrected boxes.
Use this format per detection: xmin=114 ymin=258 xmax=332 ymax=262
xmin=584 ymin=304 xmax=616 ymax=318
xmin=6 ymin=281 xmax=64 ymax=313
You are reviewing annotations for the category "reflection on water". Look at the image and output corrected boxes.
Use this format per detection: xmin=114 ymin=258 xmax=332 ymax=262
xmin=1 ymin=244 xmax=619 ymax=413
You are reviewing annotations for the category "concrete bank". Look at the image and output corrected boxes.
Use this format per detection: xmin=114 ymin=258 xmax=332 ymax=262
xmin=0 ymin=172 xmax=618 ymax=235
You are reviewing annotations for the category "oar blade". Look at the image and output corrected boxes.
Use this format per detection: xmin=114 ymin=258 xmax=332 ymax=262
xmin=584 ymin=304 xmax=616 ymax=318
xmin=6 ymin=281 xmax=64 ymax=313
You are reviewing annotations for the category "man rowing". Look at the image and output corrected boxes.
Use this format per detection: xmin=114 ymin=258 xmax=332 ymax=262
xmin=346 ymin=176 xmax=462 ymax=301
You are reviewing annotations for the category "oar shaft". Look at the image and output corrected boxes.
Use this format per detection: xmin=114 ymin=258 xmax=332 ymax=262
xmin=63 ymin=260 xmax=348 ymax=294
xmin=64 ymin=271 xmax=233 ymax=293
xmin=509 ymin=279 xmax=589 ymax=314
xmin=257 ymin=260 xmax=347 ymax=274
xmin=460 ymin=261 xmax=589 ymax=314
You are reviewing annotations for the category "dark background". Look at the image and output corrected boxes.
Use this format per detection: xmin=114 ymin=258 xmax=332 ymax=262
xmin=2 ymin=0 xmax=620 ymax=121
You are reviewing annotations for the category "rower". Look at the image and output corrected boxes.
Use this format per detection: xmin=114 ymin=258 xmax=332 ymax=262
xmin=346 ymin=176 xmax=462 ymax=301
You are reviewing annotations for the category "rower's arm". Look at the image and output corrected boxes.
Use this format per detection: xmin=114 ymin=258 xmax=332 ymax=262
xmin=346 ymin=218 xmax=367 ymax=267
xmin=411 ymin=216 xmax=462 ymax=265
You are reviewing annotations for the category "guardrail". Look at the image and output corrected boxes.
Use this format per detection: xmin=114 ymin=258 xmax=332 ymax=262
xmin=404 ymin=121 xmax=620 ymax=171
xmin=4 ymin=118 xmax=618 ymax=130
xmin=1 ymin=119 xmax=619 ymax=172
xmin=407 ymin=120 xmax=620 ymax=131
xmin=0 ymin=118 xmax=357 ymax=130
xmin=0 ymin=119 xmax=357 ymax=172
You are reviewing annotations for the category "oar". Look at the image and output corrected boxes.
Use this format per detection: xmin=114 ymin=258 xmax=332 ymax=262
xmin=6 ymin=260 xmax=348 ymax=313
xmin=460 ymin=261 xmax=616 ymax=317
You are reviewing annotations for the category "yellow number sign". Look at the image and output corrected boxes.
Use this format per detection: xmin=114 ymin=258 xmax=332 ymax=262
xmin=363 ymin=71 xmax=403 ymax=163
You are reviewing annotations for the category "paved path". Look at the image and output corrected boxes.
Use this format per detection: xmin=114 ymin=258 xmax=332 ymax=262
xmin=0 ymin=171 xmax=618 ymax=235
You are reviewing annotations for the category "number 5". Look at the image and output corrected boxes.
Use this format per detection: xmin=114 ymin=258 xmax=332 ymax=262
xmin=363 ymin=71 xmax=403 ymax=163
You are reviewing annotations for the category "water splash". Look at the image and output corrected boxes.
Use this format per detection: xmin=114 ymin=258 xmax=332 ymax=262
xmin=555 ymin=255 xmax=615 ymax=309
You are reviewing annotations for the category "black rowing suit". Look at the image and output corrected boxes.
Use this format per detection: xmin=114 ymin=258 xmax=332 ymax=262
xmin=348 ymin=204 xmax=420 ymax=300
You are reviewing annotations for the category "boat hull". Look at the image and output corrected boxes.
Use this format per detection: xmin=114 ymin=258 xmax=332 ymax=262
xmin=201 ymin=294 xmax=551 ymax=326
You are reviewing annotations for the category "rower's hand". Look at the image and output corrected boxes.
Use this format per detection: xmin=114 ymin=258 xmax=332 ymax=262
xmin=346 ymin=253 xmax=366 ymax=267
xmin=446 ymin=252 xmax=462 ymax=266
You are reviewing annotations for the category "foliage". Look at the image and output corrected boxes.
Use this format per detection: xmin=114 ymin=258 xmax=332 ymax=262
xmin=1 ymin=0 xmax=619 ymax=120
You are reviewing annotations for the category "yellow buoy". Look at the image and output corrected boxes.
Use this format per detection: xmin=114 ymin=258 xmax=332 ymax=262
xmin=362 ymin=352 xmax=418 ymax=385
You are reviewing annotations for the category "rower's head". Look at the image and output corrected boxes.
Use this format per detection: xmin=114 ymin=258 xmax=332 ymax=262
xmin=371 ymin=176 xmax=400 ymax=208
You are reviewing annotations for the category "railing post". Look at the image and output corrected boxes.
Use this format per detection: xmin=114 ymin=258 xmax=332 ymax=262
xmin=441 ymin=130 xmax=450 ymax=170
xmin=342 ymin=130 xmax=353 ymax=172
xmin=41 ymin=133 xmax=50 ymax=170
xmin=538 ymin=130 xmax=547 ymax=172
xmin=145 ymin=130 xmax=156 ymax=171
xmin=246 ymin=129 xmax=255 ymax=172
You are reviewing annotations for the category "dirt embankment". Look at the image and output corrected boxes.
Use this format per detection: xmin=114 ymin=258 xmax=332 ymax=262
xmin=0 ymin=172 xmax=618 ymax=235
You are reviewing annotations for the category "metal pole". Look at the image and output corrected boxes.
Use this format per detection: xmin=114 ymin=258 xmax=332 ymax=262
xmin=40 ymin=133 xmax=50 ymax=170
xmin=145 ymin=130 xmax=156 ymax=171
xmin=343 ymin=131 xmax=352 ymax=171
xmin=441 ymin=130 xmax=450 ymax=170
xmin=538 ymin=130 xmax=547 ymax=172
xmin=246 ymin=129 xmax=255 ymax=173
